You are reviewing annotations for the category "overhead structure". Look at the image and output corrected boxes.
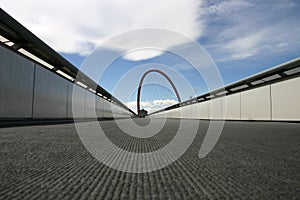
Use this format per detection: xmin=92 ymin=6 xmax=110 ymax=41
xmin=137 ymin=69 xmax=181 ymax=116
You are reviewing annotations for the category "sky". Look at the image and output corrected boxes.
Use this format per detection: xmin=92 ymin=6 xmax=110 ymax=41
xmin=1 ymin=0 xmax=300 ymax=112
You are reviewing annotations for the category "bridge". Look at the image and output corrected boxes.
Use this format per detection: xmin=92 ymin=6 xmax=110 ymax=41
xmin=0 ymin=9 xmax=300 ymax=199
xmin=137 ymin=69 xmax=181 ymax=116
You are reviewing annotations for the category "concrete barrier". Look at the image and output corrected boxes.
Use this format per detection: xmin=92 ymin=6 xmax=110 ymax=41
xmin=241 ymin=85 xmax=271 ymax=120
xmin=85 ymin=90 xmax=96 ymax=118
xmin=199 ymin=101 xmax=209 ymax=119
xmin=33 ymin=65 xmax=68 ymax=118
xmin=0 ymin=45 xmax=35 ymax=118
xmin=209 ymin=98 xmax=224 ymax=120
xmin=190 ymin=103 xmax=200 ymax=119
xmin=67 ymin=83 xmax=73 ymax=118
xmin=96 ymin=97 xmax=104 ymax=118
xmin=71 ymin=85 xmax=87 ymax=118
xmin=2 ymin=42 xmax=299 ymax=122
xmin=271 ymin=77 xmax=300 ymax=121
xmin=224 ymin=93 xmax=241 ymax=120
xmin=152 ymin=77 xmax=299 ymax=121
xmin=0 ymin=45 xmax=131 ymax=120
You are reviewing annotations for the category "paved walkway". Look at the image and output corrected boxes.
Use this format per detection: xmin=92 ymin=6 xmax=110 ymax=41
xmin=0 ymin=119 xmax=299 ymax=199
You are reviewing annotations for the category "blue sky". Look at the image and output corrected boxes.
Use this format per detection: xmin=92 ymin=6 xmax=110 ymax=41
xmin=2 ymin=0 xmax=300 ymax=112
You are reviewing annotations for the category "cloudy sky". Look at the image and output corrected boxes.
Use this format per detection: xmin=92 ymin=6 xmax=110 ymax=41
xmin=1 ymin=0 xmax=300 ymax=112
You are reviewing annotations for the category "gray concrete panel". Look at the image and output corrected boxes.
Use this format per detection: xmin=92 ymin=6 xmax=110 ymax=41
xmin=271 ymin=77 xmax=300 ymax=120
xmin=152 ymin=111 xmax=167 ymax=118
xmin=0 ymin=45 xmax=35 ymax=118
xmin=33 ymin=65 xmax=68 ymax=118
xmin=85 ymin=91 xmax=96 ymax=118
xmin=190 ymin=104 xmax=200 ymax=119
xmin=103 ymin=100 xmax=113 ymax=118
xmin=173 ymin=109 xmax=181 ymax=118
xmin=111 ymin=104 xmax=129 ymax=118
xmin=67 ymin=82 xmax=73 ymax=118
xmin=103 ymin=100 xmax=112 ymax=112
xmin=225 ymin=93 xmax=241 ymax=120
xmin=71 ymin=85 xmax=86 ymax=118
xmin=181 ymin=104 xmax=191 ymax=119
xmin=153 ymin=77 xmax=299 ymax=121
xmin=241 ymin=85 xmax=271 ymax=120
xmin=168 ymin=108 xmax=182 ymax=118
xmin=209 ymin=98 xmax=224 ymax=120
xmin=103 ymin=111 xmax=113 ymax=118
xmin=96 ymin=97 xmax=104 ymax=118
xmin=199 ymin=101 xmax=209 ymax=119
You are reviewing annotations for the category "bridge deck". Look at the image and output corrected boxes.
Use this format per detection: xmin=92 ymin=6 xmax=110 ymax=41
xmin=0 ymin=119 xmax=299 ymax=199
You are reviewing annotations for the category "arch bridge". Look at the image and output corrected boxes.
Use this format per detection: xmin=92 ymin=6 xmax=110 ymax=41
xmin=136 ymin=69 xmax=181 ymax=116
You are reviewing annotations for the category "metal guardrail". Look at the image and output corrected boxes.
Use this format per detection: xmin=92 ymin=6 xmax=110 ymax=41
xmin=0 ymin=8 xmax=136 ymax=116
xmin=151 ymin=57 xmax=300 ymax=115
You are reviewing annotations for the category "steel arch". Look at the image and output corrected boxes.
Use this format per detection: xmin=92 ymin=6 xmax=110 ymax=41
xmin=137 ymin=69 xmax=181 ymax=116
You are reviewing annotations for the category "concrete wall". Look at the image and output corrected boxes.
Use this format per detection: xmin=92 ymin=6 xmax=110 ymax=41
xmin=71 ymin=85 xmax=86 ymax=118
xmin=96 ymin=97 xmax=104 ymax=118
xmin=152 ymin=77 xmax=299 ymax=121
xmin=181 ymin=104 xmax=191 ymax=119
xmin=225 ymin=93 xmax=241 ymax=120
xmin=241 ymin=85 xmax=271 ymax=120
xmin=67 ymin=83 xmax=73 ymax=118
xmin=190 ymin=103 xmax=200 ymax=119
xmin=271 ymin=77 xmax=300 ymax=121
xmin=33 ymin=65 xmax=68 ymax=118
xmin=2 ymin=43 xmax=299 ymax=121
xmin=168 ymin=108 xmax=181 ymax=118
xmin=85 ymin=91 xmax=96 ymax=118
xmin=0 ymin=45 xmax=35 ymax=118
xmin=103 ymin=100 xmax=113 ymax=118
xmin=111 ymin=104 xmax=131 ymax=118
xmin=0 ymin=45 xmax=131 ymax=120
xmin=209 ymin=98 xmax=224 ymax=120
xmin=199 ymin=101 xmax=209 ymax=119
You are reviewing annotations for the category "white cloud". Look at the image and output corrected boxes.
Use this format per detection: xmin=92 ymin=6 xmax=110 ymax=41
xmin=126 ymin=99 xmax=177 ymax=113
xmin=3 ymin=0 xmax=298 ymax=63
xmin=123 ymin=49 xmax=164 ymax=61
xmin=1 ymin=0 xmax=204 ymax=61
xmin=205 ymin=0 xmax=252 ymax=15
xmin=203 ymin=0 xmax=300 ymax=62
xmin=221 ymin=30 xmax=267 ymax=60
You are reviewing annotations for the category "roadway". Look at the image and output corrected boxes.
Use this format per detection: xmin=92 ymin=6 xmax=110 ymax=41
xmin=0 ymin=119 xmax=299 ymax=199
